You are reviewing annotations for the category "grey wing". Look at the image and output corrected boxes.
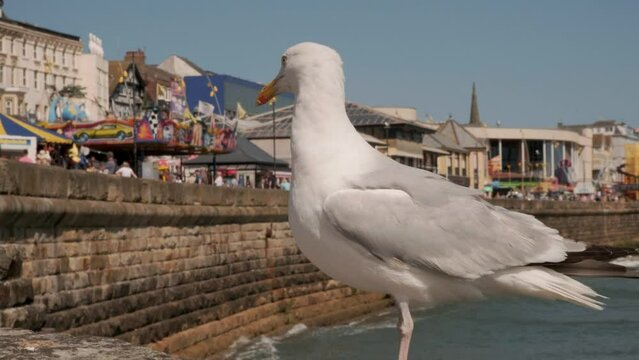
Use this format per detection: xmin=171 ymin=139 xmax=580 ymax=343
xmin=323 ymin=185 xmax=583 ymax=279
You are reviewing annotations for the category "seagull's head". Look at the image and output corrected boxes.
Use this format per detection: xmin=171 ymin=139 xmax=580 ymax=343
xmin=257 ymin=42 xmax=344 ymax=105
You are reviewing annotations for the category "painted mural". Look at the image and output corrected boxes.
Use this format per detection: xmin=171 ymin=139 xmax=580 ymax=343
xmin=47 ymin=94 xmax=89 ymax=123
xmin=39 ymin=109 xmax=236 ymax=154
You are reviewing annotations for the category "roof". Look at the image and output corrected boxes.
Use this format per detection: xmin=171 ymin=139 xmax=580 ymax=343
xmin=108 ymin=61 xmax=147 ymax=96
xmin=558 ymin=120 xmax=626 ymax=132
xmin=422 ymin=134 xmax=449 ymax=154
xmin=182 ymin=136 xmax=288 ymax=167
xmin=465 ymin=126 xmax=591 ymax=147
xmin=0 ymin=113 xmax=71 ymax=144
xmin=424 ymin=133 xmax=468 ymax=153
xmin=0 ymin=17 xmax=81 ymax=42
xmin=176 ymin=56 xmax=210 ymax=75
xmin=437 ymin=119 xmax=485 ymax=149
xmin=144 ymin=65 xmax=174 ymax=83
xmin=240 ymin=102 xmax=425 ymax=139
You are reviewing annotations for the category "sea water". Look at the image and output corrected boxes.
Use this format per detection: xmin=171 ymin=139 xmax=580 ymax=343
xmin=229 ymin=278 xmax=639 ymax=359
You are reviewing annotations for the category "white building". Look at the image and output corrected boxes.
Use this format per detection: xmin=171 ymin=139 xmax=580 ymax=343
xmin=77 ymin=33 xmax=108 ymax=121
xmin=465 ymin=126 xmax=593 ymax=184
xmin=0 ymin=11 xmax=82 ymax=120
xmin=558 ymin=120 xmax=639 ymax=183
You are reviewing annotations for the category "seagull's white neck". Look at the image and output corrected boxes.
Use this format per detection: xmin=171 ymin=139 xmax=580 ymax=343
xmin=290 ymin=67 xmax=376 ymax=188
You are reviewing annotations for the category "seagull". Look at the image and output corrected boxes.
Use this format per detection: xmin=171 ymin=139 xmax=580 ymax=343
xmin=256 ymin=42 xmax=604 ymax=360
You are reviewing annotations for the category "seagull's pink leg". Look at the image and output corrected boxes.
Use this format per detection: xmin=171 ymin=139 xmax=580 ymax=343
xmin=396 ymin=301 xmax=414 ymax=360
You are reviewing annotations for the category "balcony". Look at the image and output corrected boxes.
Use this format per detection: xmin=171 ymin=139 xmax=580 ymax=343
xmin=447 ymin=175 xmax=470 ymax=187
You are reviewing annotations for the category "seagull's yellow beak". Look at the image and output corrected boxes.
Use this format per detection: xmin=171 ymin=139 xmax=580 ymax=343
xmin=257 ymin=78 xmax=277 ymax=106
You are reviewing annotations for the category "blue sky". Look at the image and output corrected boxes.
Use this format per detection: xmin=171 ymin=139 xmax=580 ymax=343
xmin=7 ymin=0 xmax=638 ymax=128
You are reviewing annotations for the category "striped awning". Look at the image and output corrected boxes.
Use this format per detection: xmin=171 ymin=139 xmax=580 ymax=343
xmin=0 ymin=113 xmax=71 ymax=144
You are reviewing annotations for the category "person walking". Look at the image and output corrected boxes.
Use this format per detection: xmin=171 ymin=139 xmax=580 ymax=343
xmin=115 ymin=161 xmax=137 ymax=178
xmin=105 ymin=152 xmax=117 ymax=174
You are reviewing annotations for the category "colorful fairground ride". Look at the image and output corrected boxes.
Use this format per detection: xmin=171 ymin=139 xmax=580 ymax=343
xmin=39 ymin=103 xmax=237 ymax=156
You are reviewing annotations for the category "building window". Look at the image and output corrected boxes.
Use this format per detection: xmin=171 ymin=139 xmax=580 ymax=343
xmin=0 ymin=66 xmax=3 ymax=84
xmin=8 ymin=66 xmax=13 ymax=85
xmin=53 ymin=48 xmax=57 ymax=63
xmin=10 ymin=38 xmax=14 ymax=55
xmin=0 ymin=36 xmax=3 ymax=52
xmin=34 ymin=71 xmax=39 ymax=89
xmin=22 ymin=68 xmax=26 ymax=86
xmin=5 ymin=99 xmax=13 ymax=114
xmin=62 ymin=51 xmax=66 ymax=66
xmin=22 ymin=40 xmax=26 ymax=57
xmin=33 ymin=42 xmax=37 ymax=58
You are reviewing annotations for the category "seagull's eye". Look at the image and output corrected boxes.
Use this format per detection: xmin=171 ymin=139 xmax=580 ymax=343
xmin=281 ymin=55 xmax=287 ymax=66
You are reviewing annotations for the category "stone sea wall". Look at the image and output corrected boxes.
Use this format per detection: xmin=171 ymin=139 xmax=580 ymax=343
xmin=492 ymin=199 xmax=639 ymax=247
xmin=0 ymin=160 xmax=390 ymax=359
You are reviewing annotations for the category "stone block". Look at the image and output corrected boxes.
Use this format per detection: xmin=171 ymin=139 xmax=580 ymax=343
xmin=0 ymin=304 xmax=45 ymax=329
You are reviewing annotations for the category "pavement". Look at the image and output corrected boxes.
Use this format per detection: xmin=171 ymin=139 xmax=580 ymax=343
xmin=0 ymin=328 xmax=173 ymax=360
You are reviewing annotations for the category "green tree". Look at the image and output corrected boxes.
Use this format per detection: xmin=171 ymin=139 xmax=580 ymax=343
xmin=58 ymin=85 xmax=87 ymax=99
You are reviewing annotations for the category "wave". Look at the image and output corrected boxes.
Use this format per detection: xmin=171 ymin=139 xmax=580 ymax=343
xmin=611 ymin=255 xmax=639 ymax=269
xmin=283 ymin=323 xmax=309 ymax=337
xmin=228 ymin=323 xmax=309 ymax=360
xmin=231 ymin=335 xmax=279 ymax=360
xmin=229 ymin=309 xmax=400 ymax=359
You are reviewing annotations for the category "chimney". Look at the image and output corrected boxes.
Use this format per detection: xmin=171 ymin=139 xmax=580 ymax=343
xmin=124 ymin=49 xmax=146 ymax=65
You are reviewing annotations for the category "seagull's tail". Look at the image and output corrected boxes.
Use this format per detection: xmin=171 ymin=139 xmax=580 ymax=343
xmin=489 ymin=266 xmax=606 ymax=310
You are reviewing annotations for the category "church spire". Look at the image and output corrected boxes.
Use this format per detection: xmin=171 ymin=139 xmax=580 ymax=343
xmin=468 ymin=82 xmax=484 ymax=127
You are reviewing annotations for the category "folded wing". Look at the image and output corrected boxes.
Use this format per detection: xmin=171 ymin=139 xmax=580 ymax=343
xmin=323 ymin=182 xmax=583 ymax=279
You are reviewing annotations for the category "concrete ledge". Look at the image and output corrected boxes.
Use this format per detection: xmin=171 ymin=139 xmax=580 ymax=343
xmin=0 ymin=195 xmax=287 ymax=228
xmin=0 ymin=328 xmax=172 ymax=359
xmin=0 ymin=159 xmax=288 ymax=207
xmin=491 ymin=199 xmax=639 ymax=214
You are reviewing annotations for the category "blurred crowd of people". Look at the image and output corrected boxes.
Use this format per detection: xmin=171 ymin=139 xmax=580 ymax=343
xmin=6 ymin=144 xmax=139 ymax=178
xmin=203 ymin=170 xmax=290 ymax=190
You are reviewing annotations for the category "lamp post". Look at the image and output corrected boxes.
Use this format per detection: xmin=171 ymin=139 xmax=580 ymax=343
xmin=272 ymin=99 xmax=276 ymax=173
xmin=384 ymin=121 xmax=390 ymax=155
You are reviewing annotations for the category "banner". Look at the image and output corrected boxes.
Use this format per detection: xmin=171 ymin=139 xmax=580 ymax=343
xmin=197 ymin=101 xmax=215 ymax=117
xmin=170 ymin=79 xmax=186 ymax=118
xmin=156 ymin=84 xmax=171 ymax=102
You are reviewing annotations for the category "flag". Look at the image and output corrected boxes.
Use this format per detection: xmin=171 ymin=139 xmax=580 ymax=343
xmin=236 ymin=102 xmax=247 ymax=119
xmin=157 ymin=84 xmax=171 ymax=102
xmin=183 ymin=107 xmax=196 ymax=123
xmin=197 ymin=101 xmax=215 ymax=116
